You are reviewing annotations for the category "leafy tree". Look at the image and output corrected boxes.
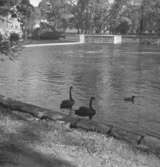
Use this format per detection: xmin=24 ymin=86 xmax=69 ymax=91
xmin=39 ymin=0 xmax=71 ymax=31
xmin=70 ymin=0 xmax=110 ymax=34
xmin=107 ymin=0 xmax=160 ymax=34
xmin=0 ymin=0 xmax=34 ymax=38
xmin=37 ymin=0 xmax=160 ymax=35
xmin=90 ymin=0 xmax=110 ymax=33
xmin=16 ymin=0 xmax=34 ymax=38
xmin=140 ymin=0 xmax=160 ymax=34
xmin=0 ymin=0 xmax=19 ymax=16
xmin=74 ymin=0 xmax=90 ymax=33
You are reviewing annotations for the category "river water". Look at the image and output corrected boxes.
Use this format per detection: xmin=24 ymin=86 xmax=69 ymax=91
xmin=0 ymin=43 xmax=160 ymax=136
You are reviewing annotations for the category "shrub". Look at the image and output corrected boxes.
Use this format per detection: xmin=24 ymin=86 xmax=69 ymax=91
xmin=0 ymin=40 xmax=10 ymax=54
xmin=115 ymin=21 xmax=130 ymax=34
xmin=39 ymin=31 xmax=65 ymax=40
xmin=31 ymin=28 xmax=40 ymax=39
xmin=9 ymin=33 xmax=19 ymax=45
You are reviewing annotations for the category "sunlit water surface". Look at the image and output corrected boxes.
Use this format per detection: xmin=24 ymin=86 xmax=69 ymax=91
xmin=1 ymin=43 xmax=160 ymax=136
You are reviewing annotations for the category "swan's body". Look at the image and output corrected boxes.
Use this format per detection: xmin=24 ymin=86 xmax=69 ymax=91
xmin=75 ymin=97 xmax=96 ymax=120
xmin=124 ymin=96 xmax=135 ymax=103
xmin=60 ymin=86 xmax=75 ymax=110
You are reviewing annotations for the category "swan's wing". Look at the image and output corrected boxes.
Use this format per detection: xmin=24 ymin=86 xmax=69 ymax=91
xmin=60 ymin=99 xmax=72 ymax=108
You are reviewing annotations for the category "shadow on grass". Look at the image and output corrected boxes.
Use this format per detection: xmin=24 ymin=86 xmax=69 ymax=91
xmin=0 ymin=108 xmax=76 ymax=167
xmin=0 ymin=142 xmax=76 ymax=167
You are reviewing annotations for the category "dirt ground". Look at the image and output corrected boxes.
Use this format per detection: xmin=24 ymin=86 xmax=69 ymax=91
xmin=0 ymin=107 xmax=160 ymax=167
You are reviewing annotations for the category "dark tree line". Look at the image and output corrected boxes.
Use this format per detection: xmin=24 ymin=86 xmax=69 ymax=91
xmin=1 ymin=0 xmax=160 ymax=35
xmin=38 ymin=0 xmax=160 ymax=35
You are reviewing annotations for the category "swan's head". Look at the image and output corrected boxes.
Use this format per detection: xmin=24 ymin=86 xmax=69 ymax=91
xmin=132 ymin=96 xmax=135 ymax=99
xmin=70 ymin=86 xmax=73 ymax=90
xmin=91 ymin=97 xmax=95 ymax=101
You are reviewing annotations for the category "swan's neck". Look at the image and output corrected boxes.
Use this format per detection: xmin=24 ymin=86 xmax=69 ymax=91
xmin=89 ymin=99 xmax=93 ymax=109
xmin=69 ymin=88 xmax=73 ymax=101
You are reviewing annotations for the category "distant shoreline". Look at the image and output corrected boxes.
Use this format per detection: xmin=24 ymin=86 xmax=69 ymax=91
xmin=23 ymin=41 xmax=83 ymax=48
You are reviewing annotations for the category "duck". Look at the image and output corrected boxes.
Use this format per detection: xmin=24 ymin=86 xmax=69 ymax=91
xmin=137 ymin=135 xmax=144 ymax=145
xmin=60 ymin=86 xmax=75 ymax=111
xmin=124 ymin=95 xmax=135 ymax=103
xmin=75 ymin=97 xmax=96 ymax=120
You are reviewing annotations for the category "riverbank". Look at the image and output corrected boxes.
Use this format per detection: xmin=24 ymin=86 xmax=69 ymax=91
xmin=23 ymin=34 xmax=160 ymax=47
xmin=0 ymin=95 xmax=160 ymax=166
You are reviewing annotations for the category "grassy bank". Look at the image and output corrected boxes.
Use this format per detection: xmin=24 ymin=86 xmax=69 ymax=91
xmin=0 ymin=106 xmax=160 ymax=167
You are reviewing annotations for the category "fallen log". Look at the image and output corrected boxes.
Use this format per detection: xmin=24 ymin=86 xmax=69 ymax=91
xmin=0 ymin=95 xmax=64 ymax=120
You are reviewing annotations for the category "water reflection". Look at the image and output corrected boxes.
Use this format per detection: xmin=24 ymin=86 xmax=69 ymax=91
xmin=0 ymin=44 xmax=160 ymax=136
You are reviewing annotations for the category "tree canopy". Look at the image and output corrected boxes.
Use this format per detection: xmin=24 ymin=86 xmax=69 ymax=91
xmin=2 ymin=0 xmax=160 ymax=35
xmin=39 ymin=0 xmax=72 ymax=31
xmin=0 ymin=0 xmax=20 ymax=15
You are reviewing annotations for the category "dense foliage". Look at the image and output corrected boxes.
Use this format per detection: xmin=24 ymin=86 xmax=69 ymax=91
xmin=39 ymin=31 xmax=65 ymax=40
xmin=9 ymin=33 xmax=20 ymax=45
xmin=1 ymin=0 xmax=160 ymax=35
xmin=0 ymin=0 xmax=33 ymax=57
xmin=38 ymin=0 xmax=160 ymax=35
xmin=0 ymin=0 xmax=34 ymax=38
xmin=16 ymin=0 xmax=34 ymax=38
xmin=39 ymin=0 xmax=72 ymax=31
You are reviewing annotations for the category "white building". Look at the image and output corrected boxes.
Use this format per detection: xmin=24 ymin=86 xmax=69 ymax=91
xmin=0 ymin=15 xmax=22 ymax=38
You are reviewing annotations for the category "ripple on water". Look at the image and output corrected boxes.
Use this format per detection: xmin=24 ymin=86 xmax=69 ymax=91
xmin=0 ymin=44 xmax=160 ymax=137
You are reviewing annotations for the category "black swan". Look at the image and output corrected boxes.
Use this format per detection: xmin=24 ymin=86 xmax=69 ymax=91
xmin=60 ymin=86 xmax=75 ymax=111
xmin=137 ymin=135 xmax=144 ymax=145
xmin=75 ymin=97 xmax=96 ymax=120
xmin=124 ymin=95 xmax=135 ymax=103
